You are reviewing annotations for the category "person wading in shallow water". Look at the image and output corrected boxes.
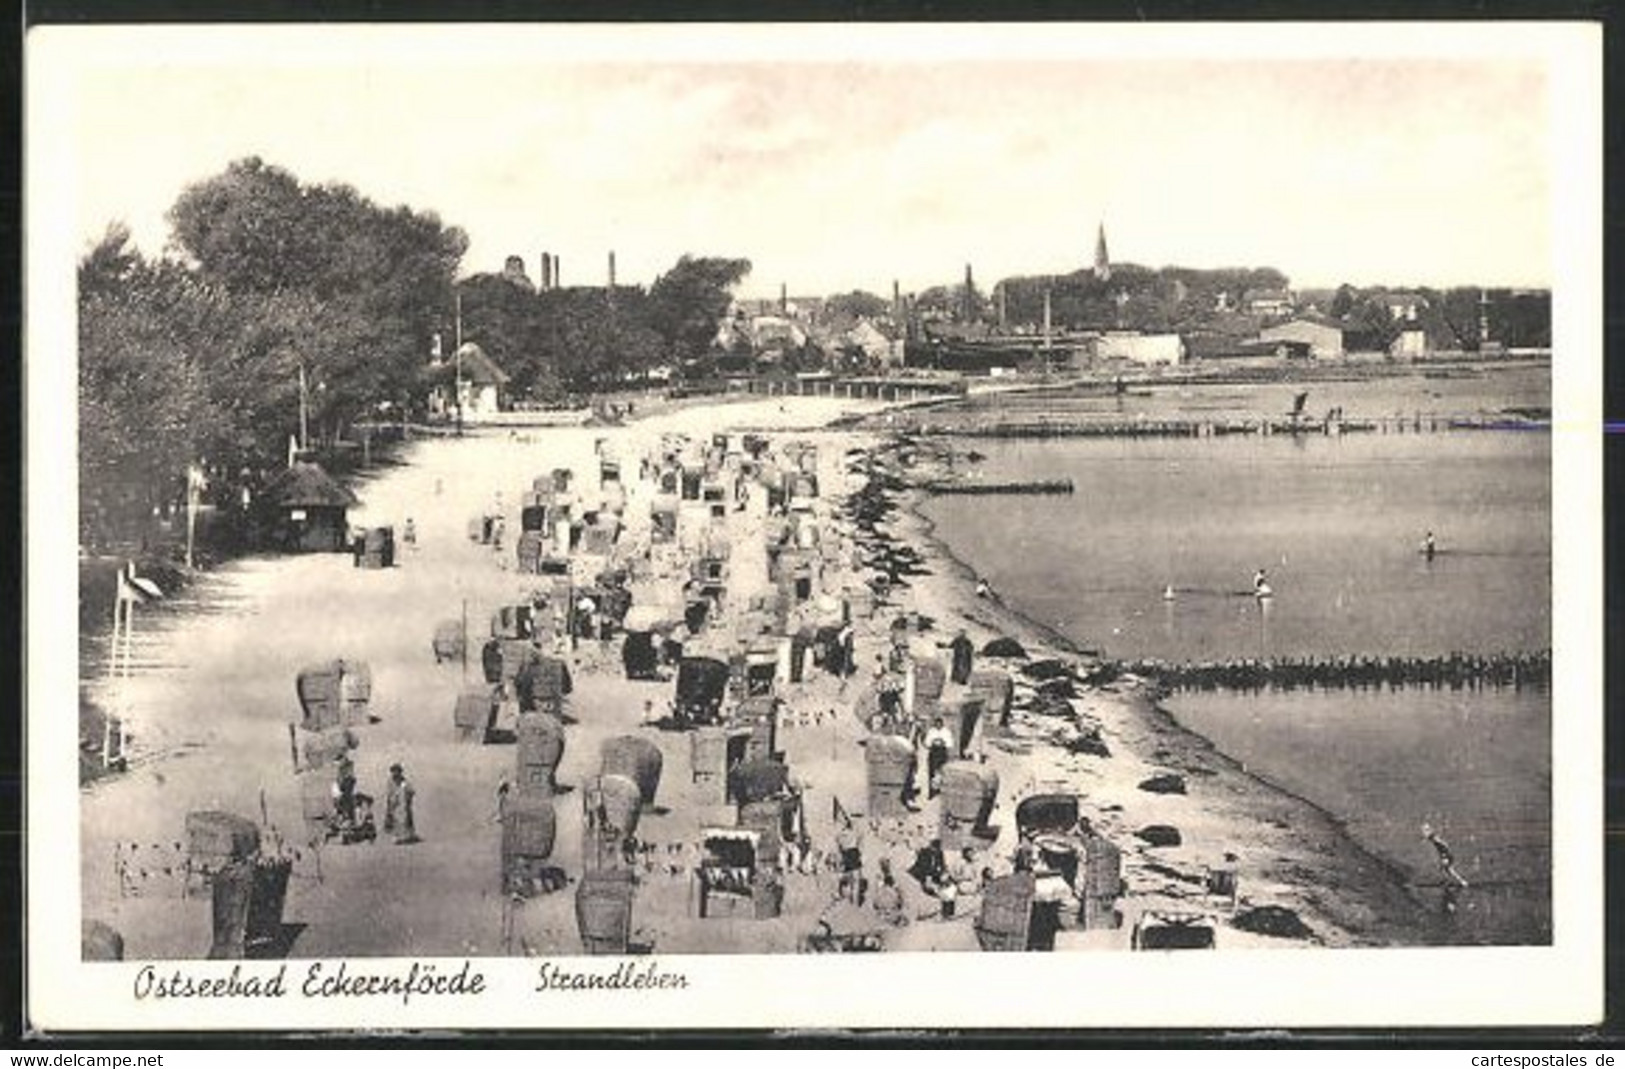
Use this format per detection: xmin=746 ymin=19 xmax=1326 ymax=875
xmin=1422 ymin=823 xmax=1469 ymax=889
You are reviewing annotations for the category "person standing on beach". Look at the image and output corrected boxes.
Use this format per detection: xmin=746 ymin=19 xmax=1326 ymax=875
xmin=924 ymin=717 xmax=954 ymax=797
xmin=385 ymin=763 xmax=419 ymax=845
xmin=1423 ymin=531 xmax=1437 ymax=562
xmin=949 ymin=630 xmax=974 ymax=686
xmin=835 ymin=622 xmax=855 ymax=692
xmin=834 ymin=812 xmax=864 ymax=903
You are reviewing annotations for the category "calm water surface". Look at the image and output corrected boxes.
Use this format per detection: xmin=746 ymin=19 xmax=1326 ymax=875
xmin=919 ymin=373 xmax=1552 ymax=943
xmin=925 ymin=432 xmax=1549 ymax=662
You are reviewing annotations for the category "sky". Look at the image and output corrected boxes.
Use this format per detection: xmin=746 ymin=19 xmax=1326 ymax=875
xmin=38 ymin=24 xmax=1570 ymax=300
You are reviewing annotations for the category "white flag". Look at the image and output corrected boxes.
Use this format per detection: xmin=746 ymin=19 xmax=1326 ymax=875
xmin=118 ymin=563 xmax=162 ymax=604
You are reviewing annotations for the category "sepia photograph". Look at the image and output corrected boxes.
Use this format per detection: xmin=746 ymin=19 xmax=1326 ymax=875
xmin=24 ymin=21 xmax=1603 ymax=1033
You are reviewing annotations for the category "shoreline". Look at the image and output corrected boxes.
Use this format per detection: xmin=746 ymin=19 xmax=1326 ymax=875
xmin=75 ymin=394 xmax=1464 ymax=958
xmin=866 ymin=436 xmax=1437 ymax=947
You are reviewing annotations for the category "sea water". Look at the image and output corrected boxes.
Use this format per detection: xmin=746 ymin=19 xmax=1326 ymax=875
xmin=919 ymin=374 xmax=1552 ymax=944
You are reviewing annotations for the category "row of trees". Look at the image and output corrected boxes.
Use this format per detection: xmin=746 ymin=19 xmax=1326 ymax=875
xmin=452 ymin=255 xmax=751 ymax=397
xmin=910 ymin=266 xmax=1550 ymax=351
xmin=916 ymin=265 xmax=1293 ymax=337
xmin=1328 ymin=284 xmax=1551 ymax=350
xmin=80 ymin=158 xmax=472 ymax=544
xmin=78 ymin=157 xmax=751 ymax=548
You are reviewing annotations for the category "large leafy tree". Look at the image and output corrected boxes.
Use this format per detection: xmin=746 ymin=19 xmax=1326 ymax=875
xmin=646 ymin=255 xmax=751 ymax=372
xmin=823 ymin=289 xmax=890 ymax=323
xmin=78 ymin=225 xmax=225 ymax=541
xmin=167 ymin=157 xmax=468 ymax=445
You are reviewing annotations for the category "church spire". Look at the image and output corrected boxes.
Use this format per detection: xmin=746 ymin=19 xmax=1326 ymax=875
xmin=1093 ymin=222 xmax=1112 ymax=282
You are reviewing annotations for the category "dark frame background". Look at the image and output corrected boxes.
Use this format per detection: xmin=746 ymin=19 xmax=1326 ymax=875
xmin=7 ymin=0 xmax=1617 ymax=1049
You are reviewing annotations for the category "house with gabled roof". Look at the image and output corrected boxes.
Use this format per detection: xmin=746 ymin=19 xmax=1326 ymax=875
xmin=428 ymin=341 xmax=511 ymax=421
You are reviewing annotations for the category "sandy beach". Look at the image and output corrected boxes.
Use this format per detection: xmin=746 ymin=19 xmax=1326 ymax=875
xmin=78 ymin=392 xmax=1431 ymax=961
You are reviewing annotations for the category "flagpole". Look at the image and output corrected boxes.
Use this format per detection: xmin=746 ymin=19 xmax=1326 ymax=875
xmin=186 ymin=465 xmax=199 ymax=570
xmin=109 ymin=566 xmax=123 ymax=681
xmin=299 ymin=362 xmax=309 ymax=452
xmin=121 ymin=564 xmax=134 ymax=680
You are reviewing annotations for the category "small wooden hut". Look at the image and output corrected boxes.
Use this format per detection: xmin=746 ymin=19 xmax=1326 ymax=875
xmin=259 ymin=462 xmax=358 ymax=553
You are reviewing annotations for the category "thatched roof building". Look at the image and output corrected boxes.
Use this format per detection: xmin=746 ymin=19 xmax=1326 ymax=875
xmin=262 ymin=462 xmax=360 ymax=509
xmin=259 ymin=461 xmax=358 ymax=552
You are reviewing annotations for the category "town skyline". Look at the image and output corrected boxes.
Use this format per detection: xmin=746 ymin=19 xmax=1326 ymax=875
xmin=43 ymin=24 xmax=1567 ymax=301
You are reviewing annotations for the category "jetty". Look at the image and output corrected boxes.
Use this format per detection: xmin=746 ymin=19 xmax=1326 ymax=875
xmin=1113 ymin=650 xmax=1551 ymax=694
xmin=918 ymin=478 xmax=1075 ymax=496
xmin=917 ymin=412 xmax=1550 ymax=440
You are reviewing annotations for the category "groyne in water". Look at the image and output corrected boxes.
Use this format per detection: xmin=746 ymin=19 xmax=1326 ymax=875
xmin=1113 ymin=650 xmax=1551 ymax=694
xmin=923 ymin=413 xmax=1549 ymax=439
xmin=919 ymin=478 xmax=1075 ymax=495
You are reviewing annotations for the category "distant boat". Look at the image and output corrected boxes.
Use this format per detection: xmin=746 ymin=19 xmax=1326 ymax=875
xmin=1163 ymin=585 xmax=1177 ymax=602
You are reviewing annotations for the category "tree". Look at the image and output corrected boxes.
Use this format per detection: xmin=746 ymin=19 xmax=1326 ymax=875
xmin=457 ymin=272 xmax=545 ymax=394
xmin=1329 ymin=284 xmax=1358 ymax=318
xmin=78 ymin=228 xmax=224 ymax=543
xmin=167 ymin=157 xmax=468 ymax=442
xmin=823 ymin=289 xmax=890 ymax=323
xmin=646 ymin=255 xmax=752 ymax=369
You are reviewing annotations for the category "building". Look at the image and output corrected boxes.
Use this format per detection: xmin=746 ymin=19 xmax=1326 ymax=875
xmin=257 ymin=461 xmax=358 ymax=553
xmin=1184 ymin=334 xmax=1311 ymax=362
xmin=749 ymin=315 xmax=809 ymax=354
xmin=1244 ymin=289 xmax=1295 ymax=319
xmin=1094 ymin=331 xmax=1183 ymax=366
xmin=1390 ymin=325 xmax=1428 ymax=359
xmin=501 ymin=255 xmax=536 ymax=292
xmin=1259 ymin=317 xmax=1345 ymax=360
xmin=1093 ymin=223 xmax=1112 ymax=282
xmin=838 ymin=319 xmax=903 ymax=368
xmin=428 ymin=342 xmax=511 ymax=421
xmin=1383 ymin=292 xmax=1426 ymax=322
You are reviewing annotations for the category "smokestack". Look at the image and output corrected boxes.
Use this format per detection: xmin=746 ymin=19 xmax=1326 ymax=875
xmin=964 ymin=263 xmax=975 ymax=320
xmin=540 ymin=253 xmax=551 ymax=291
xmin=555 ymin=255 xmax=561 ymax=288
xmin=608 ymin=251 xmax=617 ymax=289
xmin=1043 ymin=287 xmax=1053 ymax=350
xmin=780 ymin=283 xmax=787 ymax=315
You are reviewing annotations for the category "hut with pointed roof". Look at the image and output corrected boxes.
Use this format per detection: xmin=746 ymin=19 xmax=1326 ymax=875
xmin=429 ymin=342 xmax=511 ymax=422
xmin=257 ymin=461 xmax=359 ymax=552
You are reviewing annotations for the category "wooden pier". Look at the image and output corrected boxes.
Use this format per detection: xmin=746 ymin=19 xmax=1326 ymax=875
xmin=1110 ymin=650 xmax=1550 ymax=694
xmin=925 ymin=413 xmax=1550 ymax=440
